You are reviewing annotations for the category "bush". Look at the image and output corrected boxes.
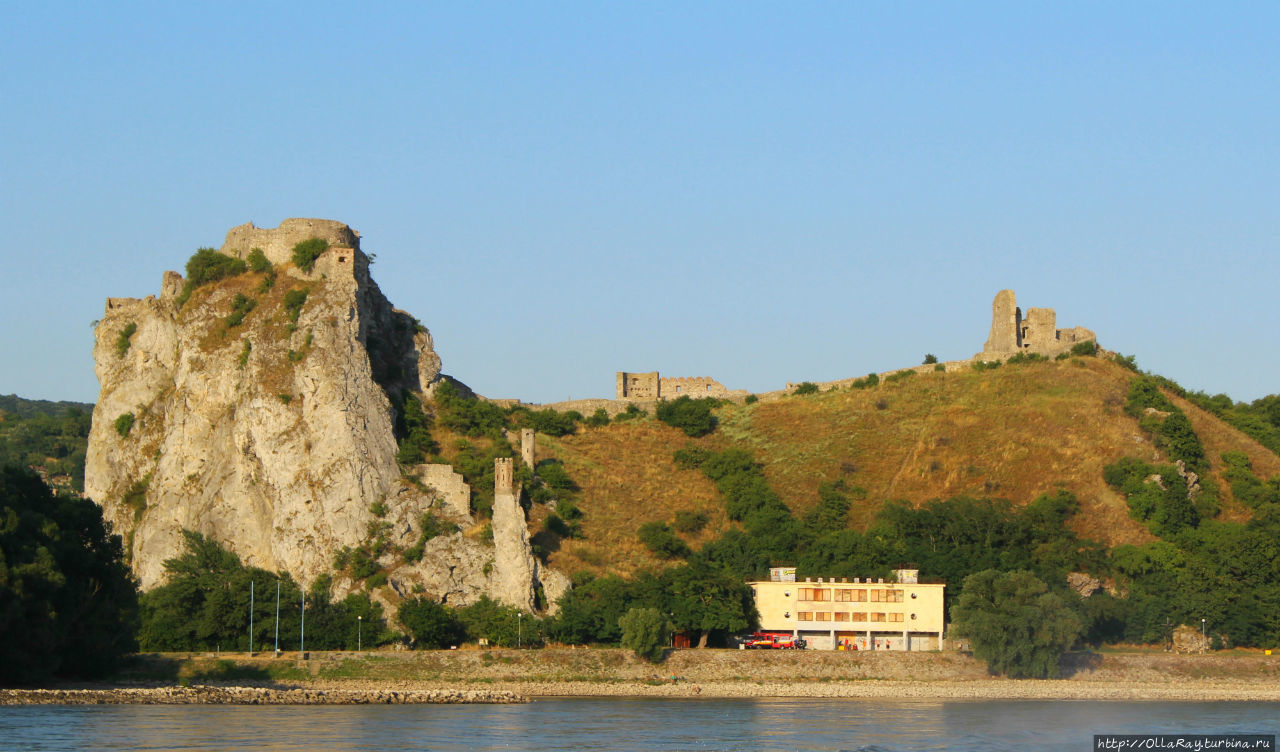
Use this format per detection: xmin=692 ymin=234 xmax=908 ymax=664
xmin=619 ymin=607 xmax=669 ymax=662
xmin=793 ymin=382 xmax=819 ymax=395
xmin=185 ymin=248 xmax=246 ymax=287
xmin=224 ymin=293 xmax=256 ymax=329
xmin=291 ymin=238 xmax=329 ymax=273
xmin=614 ymin=403 xmax=647 ymax=422
xmin=1071 ymin=340 xmax=1098 ymax=357
xmin=114 ymin=412 xmax=135 ymax=438
xmin=518 ymin=408 xmax=578 ymax=437
xmin=850 ymin=372 xmax=880 ymax=389
xmin=923 ymin=354 xmax=938 ymax=365
xmin=283 ymin=289 xmax=308 ymax=323
xmin=673 ymin=510 xmax=708 ymax=534
xmin=237 ymin=339 xmax=251 ymax=369
xmin=744 ymin=394 xmax=758 ymax=404
xmin=637 ymin=522 xmax=690 ymax=559
xmin=655 ymin=396 xmax=719 ymax=437
xmin=397 ymin=598 xmax=464 ymax=649
xmin=115 ymin=322 xmax=137 ymax=358
xmin=246 ymin=248 xmax=271 ymax=273
xmin=934 ymin=363 xmax=946 ymax=372
xmin=585 ymin=408 xmax=610 ymax=427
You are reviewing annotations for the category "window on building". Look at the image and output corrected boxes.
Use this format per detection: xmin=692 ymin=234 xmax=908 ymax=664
xmin=834 ymin=612 xmax=850 ymax=622
xmin=871 ymin=613 xmax=886 ymax=622
xmin=888 ymin=590 xmax=904 ymax=603
xmin=889 ymin=613 xmax=904 ymax=623
xmin=850 ymin=612 xmax=867 ymax=622
xmin=836 ymin=589 xmax=852 ymax=602
xmin=870 ymin=590 xmax=884 ymax=603
xmin=797 ymin=612 xmax=812 ymax=621
xmin=816 ymin=612 xmax=830 ymax=621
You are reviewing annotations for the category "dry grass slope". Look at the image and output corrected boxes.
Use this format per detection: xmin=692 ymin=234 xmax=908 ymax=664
xmin=550 ymin=357 xmax=1278 ymax=574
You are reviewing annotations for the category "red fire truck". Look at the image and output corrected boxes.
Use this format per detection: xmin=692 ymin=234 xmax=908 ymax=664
xmin=743 ymin=632 xmax=806 ymax=649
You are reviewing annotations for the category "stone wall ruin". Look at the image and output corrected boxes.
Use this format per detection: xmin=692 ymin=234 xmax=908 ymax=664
xmin=615 ymin=371 xmax=745 ymax=400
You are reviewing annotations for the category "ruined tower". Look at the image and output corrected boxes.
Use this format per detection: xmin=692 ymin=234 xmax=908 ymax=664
xmin=520 ymin=428 xmax=536 ymax=469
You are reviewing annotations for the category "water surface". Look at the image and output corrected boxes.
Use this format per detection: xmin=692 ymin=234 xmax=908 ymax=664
xmin=2 ymin=698 xmax=1277 ymax=751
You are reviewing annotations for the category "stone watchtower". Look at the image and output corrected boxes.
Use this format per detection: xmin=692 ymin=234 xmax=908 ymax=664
xmin=494 ymin=457 xmax=515 ymax=497
xmin=520 ymin=429 xmax=535 ymax=469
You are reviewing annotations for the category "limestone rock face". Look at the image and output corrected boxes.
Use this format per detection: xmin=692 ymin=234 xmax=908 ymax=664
xmin=84 ymin=219 xmax=560 ymax=612
xmin=490 ymin=459 xmax=536 ymax=612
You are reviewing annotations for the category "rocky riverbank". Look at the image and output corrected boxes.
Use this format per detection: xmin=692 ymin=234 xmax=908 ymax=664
xmin=0 ymin=686 xmax=525 ymax=705
xmin=14 ymin=648 xmax=1280 ymax=704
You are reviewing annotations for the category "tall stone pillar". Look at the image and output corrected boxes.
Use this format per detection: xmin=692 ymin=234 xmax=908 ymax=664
xmin=981 ymin=289 xmax=1021 ymax=358
xmin=489 ymin=458 xmax=536 ymax=612
xmin=520 ymin=429 xmax=535 ymax=470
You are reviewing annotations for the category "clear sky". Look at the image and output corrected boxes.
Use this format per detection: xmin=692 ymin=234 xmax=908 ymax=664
xmin=2 ymin=3 xmax=1277 ymax=405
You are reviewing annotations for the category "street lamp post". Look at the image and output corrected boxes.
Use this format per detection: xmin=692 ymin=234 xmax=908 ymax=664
xmin=274 ymin=580 xmax=281 ymax=655
xmin=518 ymin=612 xmax=522 ymax=649
xmin=358 ymin=615 xmax=362 ymax=652
xmin=1202 ymin=618 xmax=1207 ymax=644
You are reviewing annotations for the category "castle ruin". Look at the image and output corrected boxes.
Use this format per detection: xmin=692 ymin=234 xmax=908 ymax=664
xmin=615 ymin=371 xmax=745 ymax=400
xmin=976 ymin=289 xmax=1096 ymax=361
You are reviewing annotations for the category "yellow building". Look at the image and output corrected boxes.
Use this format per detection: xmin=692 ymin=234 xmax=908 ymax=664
xmin=748 ymin=568 xmax=945 ymax=651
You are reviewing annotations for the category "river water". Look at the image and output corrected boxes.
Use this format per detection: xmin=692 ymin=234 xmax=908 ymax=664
xmin=1 ymin=698 xmax=1277 ymax=751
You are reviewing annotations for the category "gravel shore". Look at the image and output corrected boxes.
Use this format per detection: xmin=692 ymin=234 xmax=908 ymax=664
xmin=0 ymin=686 xmax=525 ymax=705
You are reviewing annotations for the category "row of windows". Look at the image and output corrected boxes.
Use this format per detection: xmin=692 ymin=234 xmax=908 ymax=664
xmin=797 ymin=588 xmax=906 ymax=603
xmin=795 ymin=612 xmax=908 ymax=623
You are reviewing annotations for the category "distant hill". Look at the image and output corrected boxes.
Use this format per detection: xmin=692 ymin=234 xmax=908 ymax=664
xmin=528 ymin=356 xmax=1280 ymax=577
xmin=0 ymin=394 xmax=94 ymax=491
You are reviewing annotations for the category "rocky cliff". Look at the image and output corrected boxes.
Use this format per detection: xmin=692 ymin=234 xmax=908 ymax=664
xmin=85 ymin=219 xmax=565 ymax=611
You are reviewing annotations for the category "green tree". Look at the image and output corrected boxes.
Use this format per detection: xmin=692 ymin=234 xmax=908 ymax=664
xmin=246 ymin=248 xmax=272 ymax=273
xmin=0 ymin=466 xmax=139 ymax=682
xmin=664 ymin=561 xmax=755 ymax=647
xmin=397 ymin=597 xmax=464 ymax=649
xmin=619 ymin=607 xmax=669 ymax=662
xmin=457 ymin=596 xmax=542 ymax=647
xmin=950 ymin=569 xmax=1082 ymax=678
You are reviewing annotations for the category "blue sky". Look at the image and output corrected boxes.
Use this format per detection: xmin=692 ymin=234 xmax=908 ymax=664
xmin=2 ymin=3 xmax=1277 ymax=405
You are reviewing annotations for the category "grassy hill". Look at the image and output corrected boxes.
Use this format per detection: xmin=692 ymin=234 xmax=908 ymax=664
xmin=531 ymin=356 xmax=1280 ymax=577
xmin=0 ymin=394 xmax=94 ymax=491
